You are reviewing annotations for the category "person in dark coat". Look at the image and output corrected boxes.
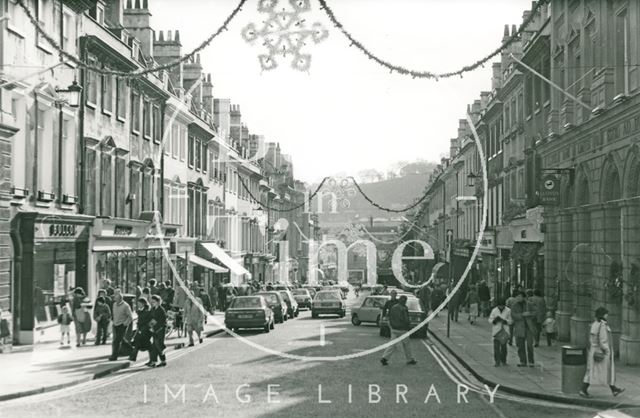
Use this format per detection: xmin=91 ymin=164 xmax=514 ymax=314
xmin=531 ymin=289 xmax=547 ymax=347
xmin=93 ymin=296 xmax=111 ymax=345
xmin=430 ymin=285 xmax=444 ymax=317
xmin=447 ymin=285 xmax=460 ymax=323
xmin=511 ymin=291 xmax=535 ymax=367
xmin=129 ymin=298 xmax=152 ymax=362
xmin=148 ymin=295 xmax=167 ymax=367
xmin=478 ymin=281 xmax=491 ymax=317
xmin=199 ymin=288 xmax=212 ymax=313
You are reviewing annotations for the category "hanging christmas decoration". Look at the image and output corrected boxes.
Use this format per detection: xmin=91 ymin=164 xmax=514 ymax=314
xmin=242 ymin=0 xmax=328 ymax=71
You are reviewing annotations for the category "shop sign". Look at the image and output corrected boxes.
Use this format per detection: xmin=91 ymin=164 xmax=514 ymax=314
xmin=453 ymin=247 xmax=470 ymax=258
xmin=114 ymin=225 xmax=133 ymax=236
xmin=164 ymin=228 xmax=178 ymax=237
xmin=475 ymin=231 xmax=497 ymax=254
xmin=540 ymin=174 xmax=560 ymax=205
xmin=36 ymin=222 xmax=84 ymax=240
xmin=50 ymin=223 xmax=77 ymax=237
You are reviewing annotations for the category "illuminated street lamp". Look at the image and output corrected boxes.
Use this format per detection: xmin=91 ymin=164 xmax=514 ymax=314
xmin=55 ymin=80 xmax=82 ymax=108
xmin=467 ymin=172 xmax=481 ymax=188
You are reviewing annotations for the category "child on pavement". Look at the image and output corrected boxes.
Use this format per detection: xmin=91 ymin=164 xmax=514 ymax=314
xmin=58 ymin=305 xmax=73 ymax=345
xmin=542 ymin=311 xmax=557 ymax=346
xmin=93 ymin=296 xmax=112 ymax=345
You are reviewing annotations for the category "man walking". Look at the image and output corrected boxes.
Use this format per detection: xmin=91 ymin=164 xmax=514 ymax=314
xmin=381 ymin=290 xmax=399 ymax=318
xmin=148 ymin=295 xmax=167 ymax=367
xmin=478 ymin=280 xmax=491 ymax=317
xmin=109 ymin=290 xmax=133 ymax=361
xmin=381 ymin=295 xmax=416 ymax=366
xmin=511 ymin=291 xmax=535 ymax=367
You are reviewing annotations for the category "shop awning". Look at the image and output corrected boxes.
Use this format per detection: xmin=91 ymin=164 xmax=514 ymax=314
xmin=178 ymin=254 xmax=228 ymax=273
xmin=200 ymin=243 xmax=252 ymax=278
xmin=511 ymin=242 xmax=542 ymax=264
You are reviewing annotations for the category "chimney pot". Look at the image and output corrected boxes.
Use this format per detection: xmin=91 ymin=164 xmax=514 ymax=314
xmin=511 ymin=24 xmax=517 ymax=36
xmin=208 ymin=74 xmax=212 ymax=83
xmin=167 ymin=30 xmax=172 ymax=41
xmin=196 ymin=54 xmax=201 ymax=64
xmin=143 ymin=0 xmax=148 ymax=8
xmin=503 ymin=24 xmax=509 ymax=38
xmin=134 ymin=0 xmax=140 ymax=8
xmin=126 ymin=0 xmax=132 ymax=8
xmin=175 ymin=30 xmax=180 ymax=41
xmin=158 ymin=30 xmax=164 ymax=41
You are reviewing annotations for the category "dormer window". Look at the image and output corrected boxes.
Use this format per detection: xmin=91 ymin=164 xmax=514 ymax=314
xmin=89 ymin=3 xmax=105 ymax=25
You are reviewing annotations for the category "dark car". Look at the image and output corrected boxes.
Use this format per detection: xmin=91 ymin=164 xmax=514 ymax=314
xmin=302 ymin=286 xmax=317 ymax=299
xmin=292 ymin=289 xmax=313 ymax=309
xmin=279 ymin=290 xmax=299 ymax=318
xmin=379 ymin=297 xmax=428 ymax=338
xmin=312 ymin=290 xmax=346 ymax=318
xmin=224 ymin=296 xmax=274 ymax=333
xmin=255 ymin=291 xmax=288 ymax=323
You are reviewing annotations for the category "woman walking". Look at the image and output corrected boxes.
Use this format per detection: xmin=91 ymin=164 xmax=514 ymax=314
xmin=71 ymin=287 xmax=88 ymax=347
xmin=129 ymin=298 xmax=152 ymax=362
xmin=185 ymin=297 xmax=205 ymax=346
xmin=579 ymin=307 xmax=625 ymax=398
xmin=465 ymin=285 xmax=479 ymax=325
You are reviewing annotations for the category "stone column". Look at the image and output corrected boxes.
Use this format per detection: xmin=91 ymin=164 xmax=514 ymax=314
xmin=620 ymin=197 xmax=640 ymax=365
xmin=570 ymin=206 xmax=592 ymax=348
xmin=544 ymin=208 xmax=559 ymax=311
xmin=602 ymin=202 xmax=622 ymax=355
xmin=556 ymin=209 xmax=573 ymax=341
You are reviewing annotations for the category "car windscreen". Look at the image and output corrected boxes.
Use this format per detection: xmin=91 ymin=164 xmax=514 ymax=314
xmin=256 ymin=294 xmax=279 ymax=304
xmin=292 ymin=290 xmax=308 ymax=296
xmin=406 ymin=299 xmax=424 ymax=312
xmin=315 ymin=292 xmax=340 ymax=301
xmin=279 ymin=292 xmax=290 ymax=301
xmin=231 ymin=297 xmax=262 ymax=309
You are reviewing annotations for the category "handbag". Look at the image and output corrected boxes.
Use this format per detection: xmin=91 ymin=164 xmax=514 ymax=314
xmin=495 ymin=327 xmax=510 ymax=345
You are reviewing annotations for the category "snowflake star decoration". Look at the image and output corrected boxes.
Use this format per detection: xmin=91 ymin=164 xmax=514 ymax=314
xmin=242 ymin=0 xmax=329 ymax=72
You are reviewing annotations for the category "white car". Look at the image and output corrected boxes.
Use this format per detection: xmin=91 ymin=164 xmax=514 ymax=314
xmin=351 ymin=295 xmax=390 ymax=326
xmin=593 ymin=408 xmax=640 ymax=418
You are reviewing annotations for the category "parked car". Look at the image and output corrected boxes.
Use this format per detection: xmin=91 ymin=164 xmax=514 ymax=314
xmin=593 ymin=408 xmax=640 ymax=418
xmin=302 ymin=285 xmax=317 ymax=299
xmin=292 ymin=289 xmax=313 ymax=309
xmin=379 ymin=297 xmax=428 ymax=338
xmin=351 ymin=295 xmax=390 ymax=326
xmin=279 ymin=290 xmax=299 ymax=317
xmin=312 ymin=290 xmax=346 ymax=318
xmin=224 ymin=296 xmax=274 ymax=333
xmin=255 ymin=291 xmax=288 ymax=323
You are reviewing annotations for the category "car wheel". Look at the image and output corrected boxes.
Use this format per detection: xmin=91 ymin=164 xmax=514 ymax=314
xmin=351 ymin=315 xmax=361 ymax=326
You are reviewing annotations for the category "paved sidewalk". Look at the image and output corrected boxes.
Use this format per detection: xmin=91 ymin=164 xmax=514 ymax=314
xmin=0 ymin=312 xmax=225 ymax=401
xmin=428 ymin=313 xmax=640 ymax=408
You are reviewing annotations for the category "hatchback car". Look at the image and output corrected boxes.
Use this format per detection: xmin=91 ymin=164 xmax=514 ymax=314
xmin=379 ymin=297 xmax=428 ymax=338
xmin=351 ymin=295 xmax=390 ymax=326
xmin=292 ymin=289 xmax=313 ymax=309
xmin=312 ymin=290 xmax=346 ymax=318
xmin=255 ymin=291 xmax=288 ymax=323
xmin=224 ymin=296 xmax=274 ymax=333
xmin=279 ymin=290 xmax=299 ymax=317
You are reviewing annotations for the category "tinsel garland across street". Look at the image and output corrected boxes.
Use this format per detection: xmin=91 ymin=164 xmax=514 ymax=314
xmin=242 ymin=0 xmax=329 ymax=71
xmin=317 ymin=0 xmax=548 ymax=80
xmin=15 ymin=0 xmax=246 ymax=79
xmin=348 ymin=177 xmax=433 ymax=213
xmin=238 ymin=176 xmax=329 ymax=212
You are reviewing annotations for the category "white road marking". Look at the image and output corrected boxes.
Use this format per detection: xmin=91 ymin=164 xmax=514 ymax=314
xmin=320 ymin=324 xmax=326 ymax=347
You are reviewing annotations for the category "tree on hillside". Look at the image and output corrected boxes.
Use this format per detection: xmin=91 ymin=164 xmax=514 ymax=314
xmin=400 ymin=161 xmax=437 ymax=177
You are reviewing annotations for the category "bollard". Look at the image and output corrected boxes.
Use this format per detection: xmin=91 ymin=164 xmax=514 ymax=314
xmin=561 ymin=345 xmax=587 ymax=394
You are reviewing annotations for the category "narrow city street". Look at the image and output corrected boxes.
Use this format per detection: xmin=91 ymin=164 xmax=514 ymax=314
xmin=0 ymin=295 xmax=597 ymax=418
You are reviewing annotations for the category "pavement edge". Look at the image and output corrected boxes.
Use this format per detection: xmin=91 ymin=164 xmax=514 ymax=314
xmin=0 ymin=328 xmax=225 ymax=403
xmin=427 ymin=327 xmax=639 ymax=411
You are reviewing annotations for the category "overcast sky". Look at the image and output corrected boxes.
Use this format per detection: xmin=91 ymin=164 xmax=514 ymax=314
xmin=151 ymin=0 xmax=531 ymax=182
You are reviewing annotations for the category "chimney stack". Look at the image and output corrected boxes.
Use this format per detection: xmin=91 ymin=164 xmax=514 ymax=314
xmin=154 ymin=28 xmax=183 ymax=93
xmin=183 ymin=54 xmax=203 ymax=105
xmin=105 ymin=0 xmax=124 ymax=27
xmin=213 ymin=99 xmax=231 ymax=143
xmin=202 ymin=73 xmax=214 ymax=115
xmin=123 ymin=0 xmax=154 ymax=60
xmin=230 ymin=104 xmax=242 ymax=144
xmin=491 ymin=62 xmax=502 ymax=90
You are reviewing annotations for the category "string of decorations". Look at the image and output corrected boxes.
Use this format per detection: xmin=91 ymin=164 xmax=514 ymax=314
xmin=317 ymin=0 xmax=548 ymax=80
xmin=348 ymin=176 xmax=433 ymax=213
xmin=15 ymin=0 xmax=246 ymax=78
xmin=238 ymin=175 xmax=329 ymax=213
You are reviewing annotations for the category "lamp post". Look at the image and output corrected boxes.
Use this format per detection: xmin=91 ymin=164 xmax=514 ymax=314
xmin=55 ymin=80 xmax=82 ymax=203
xmin=446 ymin=228 xmax=453 ymax=338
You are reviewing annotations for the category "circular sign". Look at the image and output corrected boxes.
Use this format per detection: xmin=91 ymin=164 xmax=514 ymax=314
xmin=543 ymin=174 xmax=557 ymax=191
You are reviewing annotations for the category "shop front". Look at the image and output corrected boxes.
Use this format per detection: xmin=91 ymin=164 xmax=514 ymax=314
xmin=495 ymin=226 xmax=514 ymax=301
xmin=11 ymin=212 xmax=94 ymax=344
xmin=509 ymin=207 xmax=545 ymax=293
xmin=199 ymin=242 xmax=251 ymax=286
